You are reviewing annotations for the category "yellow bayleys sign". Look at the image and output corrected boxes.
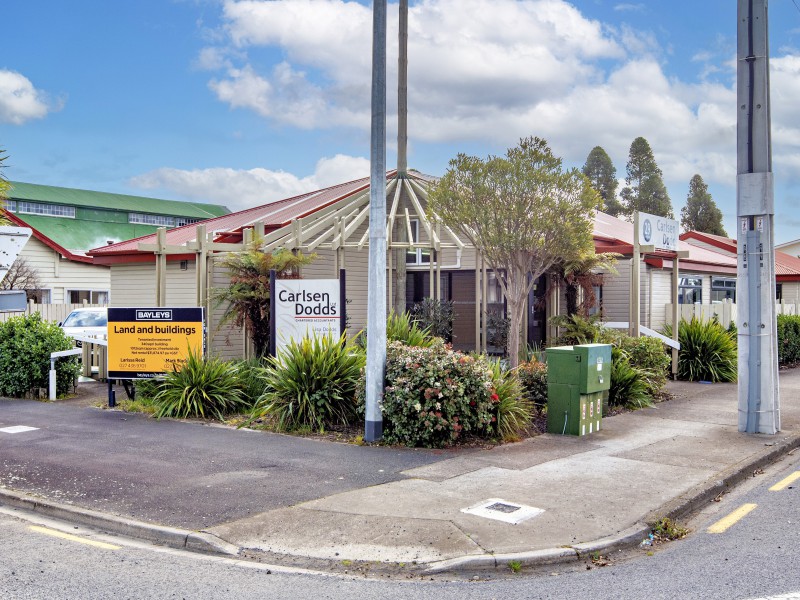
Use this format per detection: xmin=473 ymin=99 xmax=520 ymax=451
xmin=107 ymin=307 xmax=204 ymax=379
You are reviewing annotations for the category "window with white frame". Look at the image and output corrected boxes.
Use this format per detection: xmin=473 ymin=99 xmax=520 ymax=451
xmin=5 ymin=200 xmax=16 ymax=212
xmin=67 ymin=290 xmax=109 ymax=304
xmin=678 ymin=276 xmax=703 ymax=304
xmin=27 ymin=289 xmax=51 ymax=304
xmin=17 ymin=201 xmax=75 ymax=218
xmin=129 ymin=213 xmax=175 ymax=227
xmin=711 ymin=277 xmax=736 ymax=303
xmin=405 ymin=219 xmax=434 ymax=265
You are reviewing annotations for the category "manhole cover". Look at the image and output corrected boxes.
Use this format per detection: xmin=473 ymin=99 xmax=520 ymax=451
xmin=461 ymin=498 xmax=544 ymax=524
xmin=486 ymin=502 xmax=521 ymax=514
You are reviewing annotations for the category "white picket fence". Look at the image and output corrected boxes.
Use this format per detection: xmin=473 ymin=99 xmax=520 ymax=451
xmin=0 ymin=302 xmax=105 ymax=324
xmin=665 ymin=303 xmax=798 ymax=329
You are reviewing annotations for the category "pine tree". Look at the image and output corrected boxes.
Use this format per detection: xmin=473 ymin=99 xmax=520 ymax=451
xmin=619 ymin=137 xmax=673 ymax=218
xmin=582 ymin=146 xmax=623 ymax=217
xmin=680 ymin=174 xmax=727 ymax=236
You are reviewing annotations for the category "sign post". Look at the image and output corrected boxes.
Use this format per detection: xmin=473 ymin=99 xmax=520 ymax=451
xmin=273 ymin=278 xmax=342 ymax=355
xmin=107 ymin=307 xmax=204 ymax=380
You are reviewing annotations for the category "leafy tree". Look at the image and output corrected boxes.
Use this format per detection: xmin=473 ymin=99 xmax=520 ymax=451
xmin=553 ymin=250 xmax=620 ymax=317
xmin=582 ymin=146 xmax=623 ymax=217
xmin=428 ymin=136 xmax=601 ymax=368
xmin=680 ymin=174 xmax=727 ymax=236
xmin=619 ymin=137 xmax=673 ymax=218
xmin=212 ymin=243 xmax=315 ymax=357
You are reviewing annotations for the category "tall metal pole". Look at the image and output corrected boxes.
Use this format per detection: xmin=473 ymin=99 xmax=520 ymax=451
xmin=737 ymin=0 xmax=780 ymax=434
xmin=397 ymin=0 xmax=408 ymax=177
xmin=365 ymin=0 xmax=387 ymax=442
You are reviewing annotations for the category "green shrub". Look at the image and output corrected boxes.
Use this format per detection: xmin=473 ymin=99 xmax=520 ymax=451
xmin=549 ymin=314 xmax=603 ymax=346
xmin=0 ymin=313 xmax=80 ymax=397
xmin=234 ymin=356 xmax=271 ymax=408
xmin=153 ymin=347 xmax=247 ymax=420
xmin=487 ymin=359 xmax=533 ymax=441
xmin=372 ymin=340 xmax=498 ymax=447
xmin=133 ymin=378 xmax=161 ymax=400
xmin=409 ymin=298 xmax=454 ymax=342
xmin=356 ymin=311 xmax=437 ymax=349
xmin=665 ymin=317 xmax=737 ymax=382
xmin=252 ymin=333 xmax=365 ymax=432
xmin=618 ymin=335 xmax=670 ymax=396
xmin=609 ymin=347 xmax=652 ymax=409
xmin=517 ymin=360 xmax=548 ymax=407
xmin=777 ymin=314 xmax=800 ymax=366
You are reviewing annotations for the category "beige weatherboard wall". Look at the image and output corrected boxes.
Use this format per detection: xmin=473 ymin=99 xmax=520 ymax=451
xmin=16 ymin=236 xmax=111 ymax=304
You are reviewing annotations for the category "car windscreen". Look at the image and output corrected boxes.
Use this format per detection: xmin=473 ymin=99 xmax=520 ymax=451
xmin=62 ymin=311 xmax=107 ymax=327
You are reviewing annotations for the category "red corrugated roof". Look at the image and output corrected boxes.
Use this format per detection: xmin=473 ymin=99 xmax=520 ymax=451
xmin=681 ymin=230 xmax=800 ymax=279
xmin=680 ymin=230 xmax=737 ymax=253
xmin=88 ymin=175 xmax=383 ymax=257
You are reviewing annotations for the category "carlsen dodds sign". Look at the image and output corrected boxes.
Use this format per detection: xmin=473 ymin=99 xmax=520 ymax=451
xmin=107 ymin=307 xmax=204 ymax=378
xmin=274 ymin=279 xmax=341 ymax=355
xmin=637 ymin=211 xmax=679 ymax=251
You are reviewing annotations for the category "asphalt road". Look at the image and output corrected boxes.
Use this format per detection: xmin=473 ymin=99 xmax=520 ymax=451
xmin=1 ymin=449 xmax=798 ymax=599
xmin=0 ymin=399 xmax=451 ymax=529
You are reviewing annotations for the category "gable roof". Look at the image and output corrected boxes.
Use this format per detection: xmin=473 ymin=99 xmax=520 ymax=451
xmin=89 ymin=174 xmax=383 ymax=261
xmin=2 ymin=210 xmax=94 ymax=264
xmin=9 ymin=181 xmax=230 ymax=218
xmin=680 ymin=230 xmax=800 ymax=280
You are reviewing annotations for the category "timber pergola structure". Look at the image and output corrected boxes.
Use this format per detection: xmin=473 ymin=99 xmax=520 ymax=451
xmin=254 ymin=171 xmax=502 ymax=354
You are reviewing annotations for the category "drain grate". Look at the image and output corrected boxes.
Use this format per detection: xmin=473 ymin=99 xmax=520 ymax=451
xmin=486 ymin=502 xmax=521 ymax=514
xmin=461 ymin=498 xmax=544 ymax=525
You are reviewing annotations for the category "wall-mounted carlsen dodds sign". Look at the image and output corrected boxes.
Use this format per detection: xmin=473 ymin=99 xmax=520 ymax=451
xmin=107 ymin=307 xmax=204 ymax=378
xmin=637 ymin=211 xmax=679 ymax=251
xmin=271 ymin=272 xmax=345 ymax=356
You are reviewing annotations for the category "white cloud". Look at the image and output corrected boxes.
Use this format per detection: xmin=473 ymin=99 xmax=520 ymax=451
xmin=196 ymin=0 xmax=800 ymax=213
xmin=206 ymin=0 xmax=623 ymax=131
xmin=130 ymin=154 xmax=370 ymax=212
xmin=0 ymin=69 xmax=55 ymax=125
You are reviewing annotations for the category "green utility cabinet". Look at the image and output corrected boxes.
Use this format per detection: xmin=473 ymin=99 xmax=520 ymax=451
xmin=546 ymin=344 xmax=612 ymax=436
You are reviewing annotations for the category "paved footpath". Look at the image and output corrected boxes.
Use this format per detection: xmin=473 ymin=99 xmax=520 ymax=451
xmin=1 ymin=371 xmax=799 ymax=573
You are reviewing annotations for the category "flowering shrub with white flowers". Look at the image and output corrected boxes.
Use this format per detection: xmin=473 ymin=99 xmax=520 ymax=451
xmin=375 ymin=339 xmax=501 ymax=447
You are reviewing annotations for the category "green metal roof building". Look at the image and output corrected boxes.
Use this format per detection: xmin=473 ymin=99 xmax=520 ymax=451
xmin=5 ymin=181 xmax=230 ymax=252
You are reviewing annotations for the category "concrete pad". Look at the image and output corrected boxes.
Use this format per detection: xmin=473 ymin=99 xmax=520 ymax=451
xmin=402 ymin=435 xmax=601 ymax=481
xmin=208 ymin=507 xmax=483 ymax=563
xmin=612 ymin=432 xmax=767 ymax=470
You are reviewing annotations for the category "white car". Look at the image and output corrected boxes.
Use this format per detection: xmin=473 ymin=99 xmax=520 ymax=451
xmin=60 ymin=307 xmax=108 ymax=346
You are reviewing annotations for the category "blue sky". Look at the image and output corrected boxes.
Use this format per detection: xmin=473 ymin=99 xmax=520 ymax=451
xmin=3 ymin=1 xmax=800 ymax=242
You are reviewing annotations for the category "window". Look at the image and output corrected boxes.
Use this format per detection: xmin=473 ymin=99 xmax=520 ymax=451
xmin=17 ymin=201 xmax=75 ymax=218
xmin=129 ymin=213 xmax=175 ymax=227
xmin=678 ymin=276 xmax=703 ymax=304
xmin=777 ymin=283 xmax=783 ymax=302
xmin=588 ymin=285 xmax=604 ymax=316
xmin=405 ymin=220 xmax=434 ymax=265
xmin=711 ymin=277 xmax=736 ymax=303
xmin=26 ymin=289 xmax=51 ymax=304
xmin=67 ymin=290 xmax=109 ymax=304
xmin=5 ymin=200 xmax=16 ymax=212
xmin=129 ymin=213 xmax=203 ymax=227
